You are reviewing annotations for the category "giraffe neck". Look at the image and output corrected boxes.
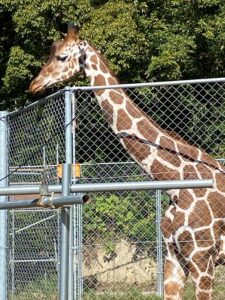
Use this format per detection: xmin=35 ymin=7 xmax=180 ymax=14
xmin=83 ymin=44 xmax=160 ymax=135
xmin=84 ymin=44 xmax=119 ymax=86
xmin=83 ymin=44 xmax=223 ymax=182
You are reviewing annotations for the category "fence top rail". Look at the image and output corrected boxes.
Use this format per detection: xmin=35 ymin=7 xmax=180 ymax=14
xmin=65 ymin=77 xmax=225 ymax=92
xmin=5 ymin=89 xmax=64 ymax=118
xmin=4 ymin=77 xmax=225 ymax=118
xmin=0 ymin=179 xmax=214 ymax=196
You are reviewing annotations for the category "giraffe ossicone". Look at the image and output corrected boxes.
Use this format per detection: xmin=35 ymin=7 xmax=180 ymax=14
xmin=29 ymin=23 xmax=225 ymax=300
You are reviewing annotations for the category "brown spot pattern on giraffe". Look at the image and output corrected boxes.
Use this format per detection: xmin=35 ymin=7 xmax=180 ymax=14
xmin=177 ymin=143 xmax=199 ymax=161
xmin=137 ymin=118 xmax=158 ymax=141
xmin=192 ymin=251 xmax=212 ymax=273
xmin=108 ymin=77 xmax=118 ymax=85
xmin=117 ymin=109 xmax=132 ymax=131
xmin=126 ymin=101 xmax=143 ymax=118
xmin=207 ymin=192 xmax=225 ymax=218
xmin=91 ymin=63 xmax=98 ymax=70
xmin=195 ymin=228 xmax=213 ymax=247
xmin=183 ymin=165 xmax=199 ymax=180
xmin=62 ymin=67 xmax=69 ymax=72
xmin=101 ymin=100 xmax=114 ymax=125
xmin=46 ymin=66 xmax=53 ymax=73
xmin=188 ymin=200 xmax=212 ymax=228
xmin=165 ymin=282 xmax=181 ymax=296
xmin=178 ymin=230 xmax=195 ymax=256
xmin=151 ymin=160 xmax=181 ymax=181
xmin=213 ymin=220 xmax=223 ymax=244
xmin=99 ymin=62 xmax=108 ymax=73
xmin=201 ymin=152 xmax=225 ymax=170
xmin=109 ymin=90 xmax=124 ymax=104
xmin=172 ymin=194 xmax=179 ymax=204
xmin=199 ymin=276 xmax=213 ymax=290
xmin=177 ymin=190 xmax=194 ymax=210
xmin=94 ymin=74 xmax=106 ymax=86
xmin=165 ymin=130 xmax=190 ymax=145
xmin=188 ymin=261 xmax=199 ymax=279
xmin=157 ymin=149 xmax=181 ymax=167
xmin=215 ymin=173 xmax=225 ymax=192
xmin=123 ymin=139 xmax=150 ymax=162
xmin=164 ymin=259 xmax=175 ymax=279
xmin=197 ymin=291 xmax=212 ymax=300
xmin=161 ymin=216 xmax=173 ymax=238
xmin=95 ymin=89 xmax=105 ymax=96
xmin=53 ymin=72 xmax=59 ymax=78
xmin=90 ymin=55 xmax=98 ymax=64
xmin=160 ymin=136 xmax=176 ymax=151
xmin=194 ymin=188 xmax=207 ymax=198
xmin=69 ymin=60 xmax=75 ymax=69
xmin=172 ymin=211 xmax=185 ymax=233
xmin=196 ymin=164 xmax=212 ymax=179
xmin=61 ymin=74 xmax=68 ymax=80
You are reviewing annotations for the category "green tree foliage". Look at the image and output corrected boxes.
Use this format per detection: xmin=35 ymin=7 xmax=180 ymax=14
xmin=0 ymin=0 xmax=93 ymax=109
xmin=83 ymin=192 xmax=158 ymax=257
xmin=1 ymin=0 xmax=225 ymax=110
xmin=1 ymin=0 xmax=225 ymax=155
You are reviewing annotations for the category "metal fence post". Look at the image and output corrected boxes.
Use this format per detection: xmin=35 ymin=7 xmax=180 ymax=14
xmin=156 ymin=190 xmax=163 ymax=298
xmin=0 ymin=111 xmax=8 ymax=300
xmin=72 ymin=93 xmax=83 ymax=300
xmin=59 ymin=89 xmax=73 ymax=300
xmin=60 ymin=164 xmax=71 ymax=300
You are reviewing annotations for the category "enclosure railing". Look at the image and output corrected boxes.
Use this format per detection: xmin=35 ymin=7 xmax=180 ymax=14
xmin=0 ymin=176 xmax=214 ymax=300
xmin=0 ymin=179 xmax=214 ymax=208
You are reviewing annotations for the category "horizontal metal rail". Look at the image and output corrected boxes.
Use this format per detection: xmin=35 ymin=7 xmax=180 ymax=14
xmin=5 ymin=77 xmax=225 ymax=118
xmin=41 ymin=194 xmax=90 ymax=207
xmin=66 ymin=77 xmax=225 ymax=92
xmin=0 ymin=194 xmax=89 ymax=210
xmin=0 ymin=179 xmax=213 ymax=196
xmin=0 ymin=179 xmax=214 ymax=210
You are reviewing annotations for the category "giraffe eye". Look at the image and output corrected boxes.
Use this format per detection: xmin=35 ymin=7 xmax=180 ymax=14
xmin=56 ymin=55 xmax=68 ymax=61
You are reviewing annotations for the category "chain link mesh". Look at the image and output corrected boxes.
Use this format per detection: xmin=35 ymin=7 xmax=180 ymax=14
xmin=6 ymin=94 xmax=65 ymax=299
xmin=74 ymin=81 xmax=225 ymax=299
xmin=4 ymin=80 xmax=225 ymax=299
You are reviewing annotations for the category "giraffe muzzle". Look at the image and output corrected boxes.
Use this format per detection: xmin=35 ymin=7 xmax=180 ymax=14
xmin=29 ymin=79 xmax=49 ymax=94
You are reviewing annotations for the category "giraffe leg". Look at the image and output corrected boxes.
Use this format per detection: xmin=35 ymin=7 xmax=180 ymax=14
xmin=189 ymin=252 xmax=214 ymax=300
xmin=215 ymin=233 xmax=225 ymax=265
xmin=161 ymin=206 xmax=188 ymax=300
xmin=164 ymin=253 xmax=188 ymax=300
xmin=215 ymin=224 xmax=225 ymax=265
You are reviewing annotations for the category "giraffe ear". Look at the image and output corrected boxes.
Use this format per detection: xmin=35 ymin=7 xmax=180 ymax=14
xmin=67 ymin=22 xmax=80 ymax=41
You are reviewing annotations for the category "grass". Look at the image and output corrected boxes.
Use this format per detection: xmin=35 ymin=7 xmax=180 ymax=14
xmin=9 ymin=276 xmax=57 ymax=300
xmin=10 ymin=281 xmax=160 ymax=300
xmin=9 ymin=276 xmax=225 ymax=300
xmin=83 ymin=288 xmax=161 ymax=300
xmin=183 ymin=282 xmax=225 ymax=300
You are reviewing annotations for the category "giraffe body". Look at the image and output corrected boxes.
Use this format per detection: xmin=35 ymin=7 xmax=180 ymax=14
xmin=29 ymin=23 xmax=225 ymax=299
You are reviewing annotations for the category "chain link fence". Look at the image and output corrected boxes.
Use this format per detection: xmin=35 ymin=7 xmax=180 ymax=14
xmin=3 ymin=79 xmax=225 ymax=299
xmin=79 ymin=162 xmax=166 ymax=300
xmin=73 ymin=80 xmax=225 ymax=300
xmin=6 ymin=94 xmax=65 ymax=300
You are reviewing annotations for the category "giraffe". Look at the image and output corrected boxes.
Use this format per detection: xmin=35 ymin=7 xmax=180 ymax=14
xmin=29 ymin=23 xmax=225 ymax=299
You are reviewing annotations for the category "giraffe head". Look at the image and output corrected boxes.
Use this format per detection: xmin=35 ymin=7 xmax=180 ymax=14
xmin=29 ymin=23 xmax=87 ymax=93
